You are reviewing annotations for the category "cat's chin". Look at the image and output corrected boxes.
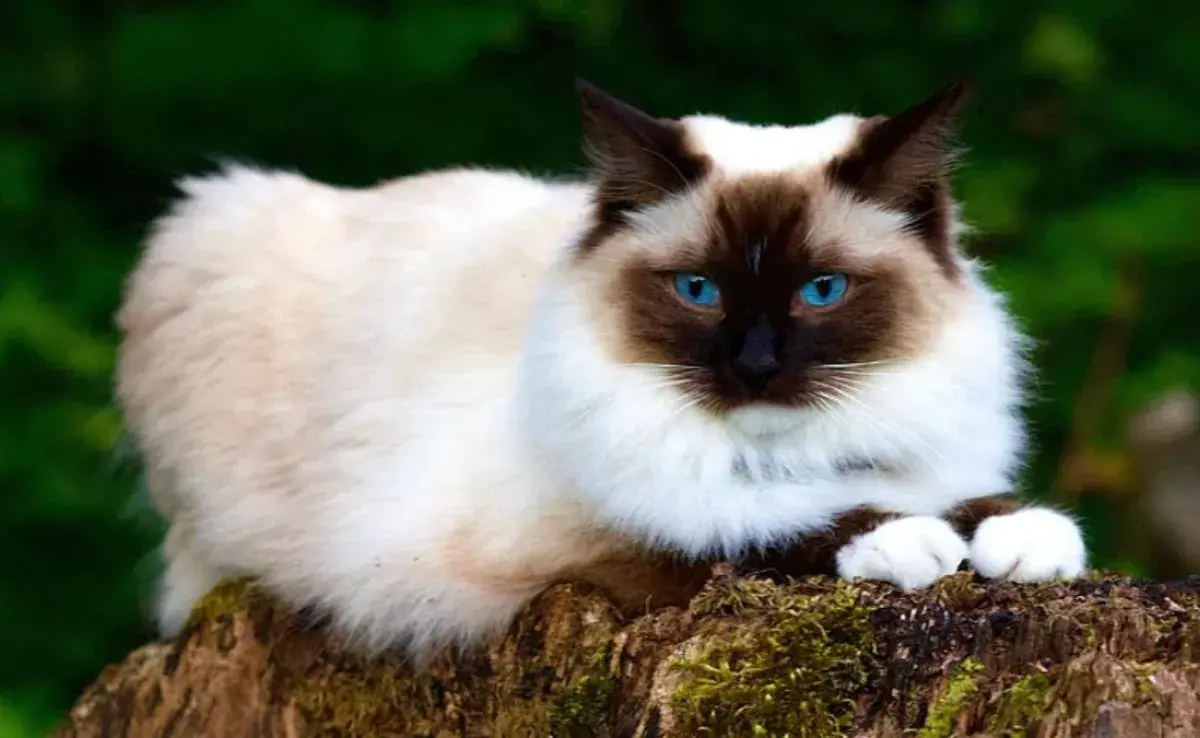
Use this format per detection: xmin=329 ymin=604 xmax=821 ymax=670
xmin=723 ymin=401 xmax=822 ymax=439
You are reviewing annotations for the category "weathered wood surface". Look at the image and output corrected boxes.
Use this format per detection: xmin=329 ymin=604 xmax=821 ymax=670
xmin=56 ymin=569 xmax=1200 ymax=737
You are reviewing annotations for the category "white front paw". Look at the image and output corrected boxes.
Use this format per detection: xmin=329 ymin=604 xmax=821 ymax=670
xmin=969 ymin=507 xmax=1087 ymax=582
xmin=836 ymin=516 xmax=969 ymax=591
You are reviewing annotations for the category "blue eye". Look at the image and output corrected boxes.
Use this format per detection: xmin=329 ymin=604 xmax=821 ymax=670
xmin=673 ymin=272 xmax=720 ymax=306
xmin=799 ymin=273 xmax=849 ymax=307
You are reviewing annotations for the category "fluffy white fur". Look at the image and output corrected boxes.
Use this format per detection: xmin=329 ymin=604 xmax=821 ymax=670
xmin=117 ymin=111 xmax=1085 ymax=661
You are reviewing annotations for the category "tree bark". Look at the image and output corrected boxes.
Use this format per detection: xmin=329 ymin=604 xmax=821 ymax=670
xmin=56 ymin=569 xmax=1200 ymax=737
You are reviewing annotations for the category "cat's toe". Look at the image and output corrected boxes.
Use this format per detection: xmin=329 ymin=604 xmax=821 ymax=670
xmin=835 ymin=516 xmax=968 ymax=591
xmin=969 ymin=507 xmax=1087 ymax=582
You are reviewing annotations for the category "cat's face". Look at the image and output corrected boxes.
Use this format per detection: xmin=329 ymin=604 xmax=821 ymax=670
xmin=570 ymin=80 xmax=970 ymax=418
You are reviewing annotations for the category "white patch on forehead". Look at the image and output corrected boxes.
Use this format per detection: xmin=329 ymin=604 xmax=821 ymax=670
xmin=681 ymin=113 xmax=862 ymax=175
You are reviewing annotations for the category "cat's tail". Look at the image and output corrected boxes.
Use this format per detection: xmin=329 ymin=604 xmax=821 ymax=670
xmin=109 ymin=425 xmax=226 ymax=636
xmin=155 ymin=523 xmax=226 ymax=637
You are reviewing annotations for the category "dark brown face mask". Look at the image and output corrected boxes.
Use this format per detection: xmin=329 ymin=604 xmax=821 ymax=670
xmin=570 ymin=78 xmax=970 ymax=413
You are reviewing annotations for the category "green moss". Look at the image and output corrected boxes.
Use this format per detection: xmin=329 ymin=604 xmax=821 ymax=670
xmin=492 ymin=701 xmax=556 ymax=738
xmin=295 ymin=659 xmax=619 ymax=737
xmin=294 ymin=667 xmax=413 ymax=737
xmin=184 ymin=577 xmax=256 ymax=629
xmin=985 ymin=673 xmax=1055 ymax=737
xmin=549 ymin=643 xmax=618 ymax=737
xmin=294 ymin=638 xmax=618 ymax=737
xmin=671 ymin=581 xmax=877 ymax=737
xmin=916 ymin=657 xmax=984 ymax=738
xmin=1131 ymin=663 xmax=1172 ymax=713
xmin=689 ymin=574 xmax=780 ymax=617
xmin=551 ymin=672 xmax=617 ymax=736
xmin=294 ymin=662 xmax=489 ymax=738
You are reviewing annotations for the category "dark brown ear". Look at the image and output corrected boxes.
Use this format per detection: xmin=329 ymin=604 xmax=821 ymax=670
xmin=829 ymin=79 xmax=970 ymax=206
xmin=576 ymin=79 xmax=709 ymax=225
xmin=829 ymin=79 xmax=971 ymax=277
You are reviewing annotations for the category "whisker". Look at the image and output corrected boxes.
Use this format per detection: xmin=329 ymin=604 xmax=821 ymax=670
xmin=810 ymin=383 xmax=879 ymax=464
xmin=818 ymin=381 xmax=903 ymax=459
xmin=815 ymin=359 xmax=900 ymax=370
xmin=638 ymin=376 xmax=700 ymax=389
xmin=629 ymin=363 xmax=708 ymax=374
xmin=820 ymin=363 xmax=896 ymax=371
xmin=819 ymin=377 xmax=946 ymax=467
xmin=668 ymin=393 xmax=706 ymax=421
xmin=815 ymin=368 xmax=906 ymax=378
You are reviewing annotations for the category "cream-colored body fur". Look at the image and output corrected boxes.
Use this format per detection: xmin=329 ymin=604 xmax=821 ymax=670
xmin=118 ymin=109 xmax=1085 ymax=660
xmin=120 ymin=167 xmax=606 ymax=653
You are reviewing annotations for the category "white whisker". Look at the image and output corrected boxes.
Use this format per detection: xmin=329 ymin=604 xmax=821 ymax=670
xmin=810 ymin=383 xmax=878 ymax=464
xmin=814 ymin=360 xmax=900 ymax=370
xmin=816 ymin=368 xmax=906 ymax=377
xmin=820 ymin=377 xmax=946 ymax=467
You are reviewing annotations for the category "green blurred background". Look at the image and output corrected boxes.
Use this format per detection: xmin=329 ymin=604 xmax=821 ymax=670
xmin=3 ymin=1 xmax=1199 ymax=734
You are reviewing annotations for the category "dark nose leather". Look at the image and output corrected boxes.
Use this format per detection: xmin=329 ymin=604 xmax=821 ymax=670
xmin=732 ymin=317 xmax=782 ymax=388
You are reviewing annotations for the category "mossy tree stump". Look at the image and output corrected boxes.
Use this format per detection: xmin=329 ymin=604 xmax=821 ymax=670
xmin=57 ymin=569 xmax=1200 ymax=736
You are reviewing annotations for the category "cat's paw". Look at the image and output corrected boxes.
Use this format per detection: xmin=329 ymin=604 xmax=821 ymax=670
xmin=835 ymin=516 xmax=969 ymax=591
xmin=969 ymin=507 xmax=1086 ymax=582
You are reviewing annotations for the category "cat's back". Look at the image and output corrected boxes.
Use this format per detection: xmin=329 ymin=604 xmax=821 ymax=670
xmin=124 ymin=163 xmax=588 ymax=312
xmin=116 ymin=163 xmax=591 ymax=517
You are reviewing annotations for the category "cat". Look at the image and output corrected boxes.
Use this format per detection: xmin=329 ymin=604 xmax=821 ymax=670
xmin=115 ymin=78 xmax=1086 ymax=662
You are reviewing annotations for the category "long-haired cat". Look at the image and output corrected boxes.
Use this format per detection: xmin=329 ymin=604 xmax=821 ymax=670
xmin=116 ymin=79 xmax=1086 ymax=661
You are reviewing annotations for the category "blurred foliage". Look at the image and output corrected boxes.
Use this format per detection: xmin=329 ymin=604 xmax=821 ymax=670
xmin=1 ymin=0 xmax=1197 ymax=733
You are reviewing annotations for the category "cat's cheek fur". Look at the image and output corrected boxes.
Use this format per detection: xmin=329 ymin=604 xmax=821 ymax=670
xmin=969 ymin=507 xmax=1088 ymax=582
xmin=835 ymin=516 xmax=969 ymax=591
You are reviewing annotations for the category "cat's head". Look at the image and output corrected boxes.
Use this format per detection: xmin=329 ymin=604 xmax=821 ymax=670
xmin=564 ymin=79 xmax=975 ymax=427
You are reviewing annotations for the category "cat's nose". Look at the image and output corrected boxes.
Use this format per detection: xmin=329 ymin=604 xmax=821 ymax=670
xmin=732 ymin=318 xmax=782 ymax=389
xmin=733 ymin=354 xmax=783 ymax=389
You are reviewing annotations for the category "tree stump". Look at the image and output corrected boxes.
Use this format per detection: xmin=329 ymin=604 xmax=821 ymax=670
xmin=56 ymin=569 xmax=1200 ymax=736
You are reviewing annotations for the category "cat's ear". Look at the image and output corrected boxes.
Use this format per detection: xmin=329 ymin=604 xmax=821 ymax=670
xmin=829 ymin=79 xmax=970 ymax=206
xmin=576 ymin=79 xmax=708 ymax=221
